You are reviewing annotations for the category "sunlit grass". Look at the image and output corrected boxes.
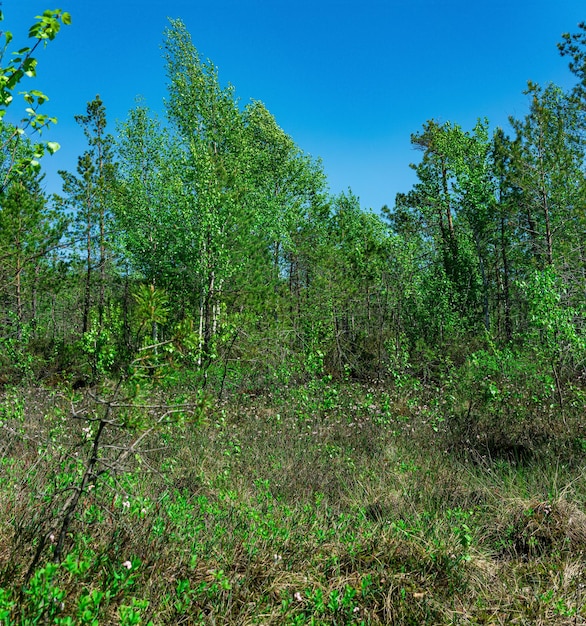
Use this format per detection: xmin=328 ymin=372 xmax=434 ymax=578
xmin=1 ymin=380 xmax=586 ymax=624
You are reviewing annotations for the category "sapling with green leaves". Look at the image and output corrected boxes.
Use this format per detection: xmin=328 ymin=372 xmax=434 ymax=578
xmin=18 ymin=292 xmax=209 ymax=573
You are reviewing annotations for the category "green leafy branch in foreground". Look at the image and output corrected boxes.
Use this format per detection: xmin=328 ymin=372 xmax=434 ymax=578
xmin=0 ymin=8 xmax=71 ymax=189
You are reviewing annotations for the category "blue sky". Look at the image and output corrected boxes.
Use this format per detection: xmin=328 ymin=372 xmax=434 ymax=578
xmin=5 ymin=0 xmax=585 ymax=212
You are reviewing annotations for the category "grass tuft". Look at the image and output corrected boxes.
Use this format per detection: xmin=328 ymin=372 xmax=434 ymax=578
xmin=1 ymin=381 xmax=586 ymax=623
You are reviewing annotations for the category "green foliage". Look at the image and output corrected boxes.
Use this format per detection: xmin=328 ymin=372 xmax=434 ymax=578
xmin=59 ymin=95 xmax=117 ymax=336
xmin=133 ymin=284 xmax=169 ymax=331
xmin=0 ymin=8 xmax=70 ymax=187
xmin=3 ymin=381 xmax=586 ymax=624
xmin=0 ymin=321 xmax=36 ymax=381
xmin=558 ymin=21 xmax=586 ymax=102
xmin=80 ymin=309 xmax=122 ymax=378
xmin=0 ymin=166 xmax=68 ymax=368
xmin=520 ymin=267 xmax=586 ymax=369
xmin=3 ymin=14 xmax=586 ymax=625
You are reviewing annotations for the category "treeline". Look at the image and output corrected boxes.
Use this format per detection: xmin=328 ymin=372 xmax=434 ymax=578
xmin=1 ymin=17 xmax=586 ymax=416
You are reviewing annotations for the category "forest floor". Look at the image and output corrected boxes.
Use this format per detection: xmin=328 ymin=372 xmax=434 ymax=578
xmin=1 ymin=378 xmax=586 ymax=624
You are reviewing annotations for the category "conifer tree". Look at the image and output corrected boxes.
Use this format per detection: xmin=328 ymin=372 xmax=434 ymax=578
xmin=60 ymin=96 xmax=116 ymax=334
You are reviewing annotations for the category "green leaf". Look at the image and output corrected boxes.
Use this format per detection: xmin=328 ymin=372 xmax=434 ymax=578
xmin=47 ymin=141 xmax=60 ymax=155
xmin=23 ymin=58 xmax=38 ymax=77
xmin=62 ymin=12 xmax=72 ymax=26
xmin=6 ymin=69 xmax=24 ymax=90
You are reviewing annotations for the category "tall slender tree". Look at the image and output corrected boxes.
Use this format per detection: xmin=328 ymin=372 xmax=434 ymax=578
xmin=60 ymin=96 xmax=116 ymax=333
xmin=0 ymin=167 xmax=66 ymax=340
xmin=509 ymin=83 xmax=585 ymax=274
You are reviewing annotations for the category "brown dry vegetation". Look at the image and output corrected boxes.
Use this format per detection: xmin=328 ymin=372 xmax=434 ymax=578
xmin=1 ymin=379 xmax=586 ymax=624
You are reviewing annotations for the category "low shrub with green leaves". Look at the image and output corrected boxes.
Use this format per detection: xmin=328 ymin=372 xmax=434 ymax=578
xmin=1 ymin=376 xmax=586 ymax=624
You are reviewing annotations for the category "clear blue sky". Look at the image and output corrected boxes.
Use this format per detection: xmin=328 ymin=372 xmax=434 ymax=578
xmin=5 ymin=0 xmax=585 ymax=212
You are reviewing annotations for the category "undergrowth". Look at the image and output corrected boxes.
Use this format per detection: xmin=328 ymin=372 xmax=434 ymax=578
xmin=1 ymin=377 xmax=586 ymax=624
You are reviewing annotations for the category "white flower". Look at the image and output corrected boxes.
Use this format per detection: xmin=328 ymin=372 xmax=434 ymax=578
xmin=122 ymin=500 xmax=130 ymax=509
xmin=122 ymin=560 xmax=132 ymax=570
xmin=294 ymin=592 xmax=303 ymax=602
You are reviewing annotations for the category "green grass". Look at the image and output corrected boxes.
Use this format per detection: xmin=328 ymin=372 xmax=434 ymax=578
xmin=1 ymin=379 xmax=586 ymax=624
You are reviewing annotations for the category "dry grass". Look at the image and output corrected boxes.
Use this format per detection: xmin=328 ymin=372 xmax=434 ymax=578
xmin=1 ymin=382 xmax=586 ymax=624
